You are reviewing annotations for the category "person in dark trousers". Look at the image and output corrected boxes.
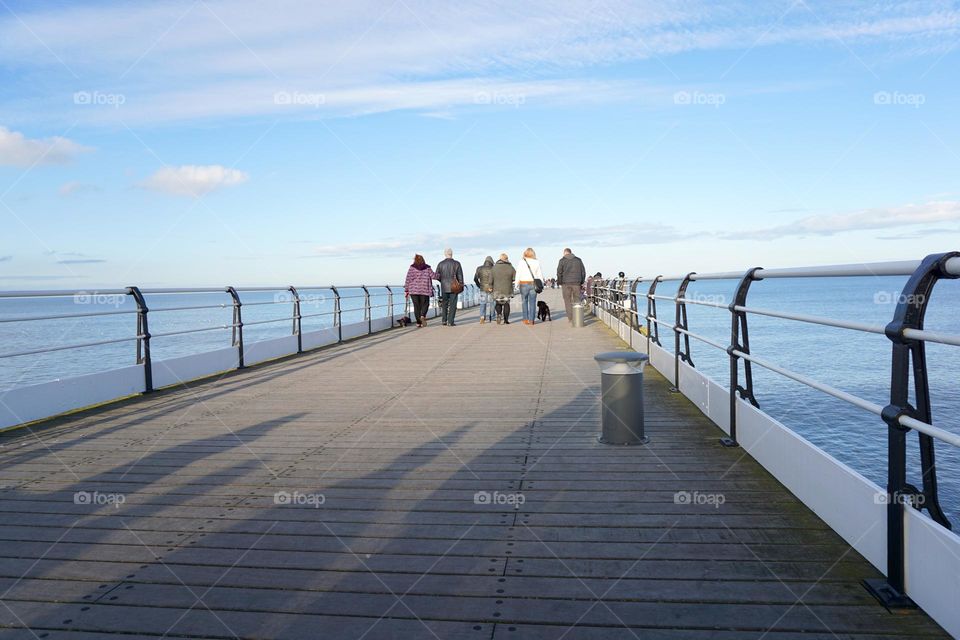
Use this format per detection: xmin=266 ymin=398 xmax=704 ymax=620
xmin=434 ymin=248 xmax=464 ymax=326
xmin=404 ymin=254 xmax=436 ymax=327
xmin=491 ymin=253 xmax=516 ymax=324
xmin=556 ymin=248 xmax=586 ymax=323
xmin=474 ymin=256 xmax=496 ymax=324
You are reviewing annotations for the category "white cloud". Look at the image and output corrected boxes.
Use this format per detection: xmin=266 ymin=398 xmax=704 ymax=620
xmin=0 ymin=126 xmax=91 ymax=166
xmin=140 ymin=164 xmax=249 ymax=197
xmin=733 ymin=201 xmax=960 ymax=239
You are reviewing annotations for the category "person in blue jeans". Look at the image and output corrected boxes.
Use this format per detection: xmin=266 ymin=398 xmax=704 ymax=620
xmin=473 ymin=256 xmax=496 ymax=324
xmin=516 ymin=247 xmax=544 ymax=325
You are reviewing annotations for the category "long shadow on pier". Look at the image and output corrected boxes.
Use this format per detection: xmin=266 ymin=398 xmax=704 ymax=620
xmin=0 ymin=306 xmax=949 ymax=638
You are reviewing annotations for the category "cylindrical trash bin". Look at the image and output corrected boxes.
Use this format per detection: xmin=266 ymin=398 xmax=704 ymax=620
xmin=594 ymin=351 xmax=649 ymax=445
xmin=572 ymin=303 xmax=584 ymax=328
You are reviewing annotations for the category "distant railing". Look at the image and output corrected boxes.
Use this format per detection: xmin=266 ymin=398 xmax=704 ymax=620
xmin=0 ymin=283 xmax=479 ymax=393
xmin=591 ymin=252 xmax=960 ymax=610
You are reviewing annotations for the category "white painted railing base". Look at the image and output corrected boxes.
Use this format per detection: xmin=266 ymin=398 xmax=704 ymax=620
xmin=593 ymin=306 xmax=960 ymax=639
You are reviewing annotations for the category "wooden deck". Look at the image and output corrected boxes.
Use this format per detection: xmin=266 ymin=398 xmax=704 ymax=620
xmin=0 ymin=290 xmax=947 ymax=639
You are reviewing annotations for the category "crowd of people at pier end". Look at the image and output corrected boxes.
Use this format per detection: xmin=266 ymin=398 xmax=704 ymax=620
xmin=403 ymin=248 xmax=586 ymax=327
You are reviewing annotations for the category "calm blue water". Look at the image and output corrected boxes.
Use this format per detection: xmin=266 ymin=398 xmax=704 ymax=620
xmin=0 ymin=278 xmax=958 ymax=522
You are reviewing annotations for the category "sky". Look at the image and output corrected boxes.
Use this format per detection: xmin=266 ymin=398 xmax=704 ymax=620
xmin=0 ymin=0 xmax=958 ymax=288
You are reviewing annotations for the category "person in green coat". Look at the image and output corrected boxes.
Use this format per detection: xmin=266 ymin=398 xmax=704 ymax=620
xmin=473 ymin=256 xmax=496 ymax=324
xmin=491 ymin=253 xmax=517 ymax=325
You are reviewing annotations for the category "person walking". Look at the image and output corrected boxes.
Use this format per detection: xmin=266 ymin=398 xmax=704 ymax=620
xmin=516 ymin=247 xmax=544 ymax=325
xmin=557 ymin=248 xmax=586 ymax=323
xmin=491 ymin=253 xmax=516 ymax=325
xmin=404 ymin=254 xmax=436 ymax=327
xmin=434 ymin=248 xmax=464 ymax=326
xmin=473 ymin=256 xmax=496 ymax=324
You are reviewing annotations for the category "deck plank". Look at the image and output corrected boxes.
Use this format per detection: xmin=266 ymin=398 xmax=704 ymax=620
xmin=0 ymin=290 xmax=948 ymax=638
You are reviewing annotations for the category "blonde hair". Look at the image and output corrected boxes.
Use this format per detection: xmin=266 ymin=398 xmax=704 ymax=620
xmin=523 ymin=247 xmax=536 ymax=259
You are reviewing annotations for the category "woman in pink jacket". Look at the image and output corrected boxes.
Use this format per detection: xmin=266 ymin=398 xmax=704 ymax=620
xmin=404 ymin=254 xmax=436 ymax=327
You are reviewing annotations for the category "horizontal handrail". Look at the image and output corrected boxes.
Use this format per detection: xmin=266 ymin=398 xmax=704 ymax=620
xmin=0 ymin=308 xmax=138 ymax=323
xmin=902 ymin=327 xmax=960 ymax=348
xmin=733 ymin=305 xmax=887 ymax=334
xmin=676 ymin=327 xmax=727 ymax=351
xmin=151 ymin=303 xmax=230 ymax=313
xmin=149 ymin=325 xmax=235 ymax=339
xmin=0 ymin=335 xmax=142 ymax=359
xmin=731 ymin=348 xmax=884 ymax=416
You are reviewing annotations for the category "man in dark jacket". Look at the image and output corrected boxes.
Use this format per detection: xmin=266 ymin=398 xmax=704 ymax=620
xmin=556 ymin=248 xmax=586 ymax=323
xmin=474 ymin=256 xmax=495 ymax=324
xmin=434 ymin=248 xmax=464 ymax=326
xmin=491 ymin=253 xmax=516 ymax=324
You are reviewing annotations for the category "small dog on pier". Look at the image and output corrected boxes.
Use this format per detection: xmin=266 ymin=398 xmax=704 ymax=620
xmin=397 ymin=316 xmax=414 ymax=327
xmin=537 ymin=301 xmax=552 ymax=322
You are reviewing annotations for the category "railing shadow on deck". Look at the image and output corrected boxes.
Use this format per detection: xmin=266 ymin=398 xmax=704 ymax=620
xmin=0 ymin=378 xmax=940 ymax=637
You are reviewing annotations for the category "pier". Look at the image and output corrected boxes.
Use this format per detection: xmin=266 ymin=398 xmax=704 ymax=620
xmin=0 ymin=288 xmax=949 ymax=638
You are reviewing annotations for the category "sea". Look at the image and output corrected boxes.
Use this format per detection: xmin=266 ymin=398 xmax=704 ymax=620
xmin=0 ymin=277 xmax=958 ymax=523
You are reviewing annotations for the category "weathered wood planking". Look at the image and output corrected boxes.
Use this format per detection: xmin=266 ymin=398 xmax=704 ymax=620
xmin=0 ymin=290 xmax=948 ymax=638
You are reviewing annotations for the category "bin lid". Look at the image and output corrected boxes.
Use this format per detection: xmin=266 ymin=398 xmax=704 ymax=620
xmin=594 ymin=351 xmax=649 ymax=364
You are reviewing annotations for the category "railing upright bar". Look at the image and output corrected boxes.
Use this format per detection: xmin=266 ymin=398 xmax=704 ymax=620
xmin=127 ymin=286 xmax=153 ymax=393
xmin=630 ymin=278 xmax=642 ymax=334
xmin=362 ymin=286 xmax=371 ymax=335
xmin=866 ymin=251 xmax=960 ymax=609
xmin=646 ymin=277 xmax=662 ymax=355
xmin=289 ymin=286 xmax=302 ymax=354
xmin=724 ymin=267 xmax=762 ymax=447
xmin=330 ymin=286 xmax=342 ymax=343
xmin=226 ymin=287 xmax=244 ymax=369
xmin=672 ymin=272 xmax=696 ymax=392
xmin=386 ymin=285 xmax=394 ymax=328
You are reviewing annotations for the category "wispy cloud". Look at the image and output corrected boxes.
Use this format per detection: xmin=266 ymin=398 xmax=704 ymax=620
xmin=1 ymin=1 xmax=957 ymax=124
xmin=140 ymin=164 xmax=249 ymax=197
xmin=58 ymin=181 xmax=100 ymax=196
xmin=729 ymin=200 xmax=960 ymax=239
xmin=56 ymin=258 xmax=106 ymax=264
xmin=0 ymin=256 xmax=12 ymax=262
xmin=308 ymin=223 xmax=694 ymax=257
xmin=0 ymin=274 xmax=81 ymax=281
xmin=0 ymin=126 xmax=91 ymax=166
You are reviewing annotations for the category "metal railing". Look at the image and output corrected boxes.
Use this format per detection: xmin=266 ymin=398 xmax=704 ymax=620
xmin=0 ymin=283 xmax=479 ymax=393
xmin=591 ymin=252 xmax=960 ymax=608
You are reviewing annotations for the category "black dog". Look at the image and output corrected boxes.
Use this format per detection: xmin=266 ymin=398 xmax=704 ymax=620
xmin=537 ymin=300 xmax=551 ymax=322
xmin=397 ymin=317 xmax=414 ymax=327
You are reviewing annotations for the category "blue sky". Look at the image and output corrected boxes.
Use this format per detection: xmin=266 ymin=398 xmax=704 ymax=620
xmin=0 ymin=0 xmax=958 ymax=287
